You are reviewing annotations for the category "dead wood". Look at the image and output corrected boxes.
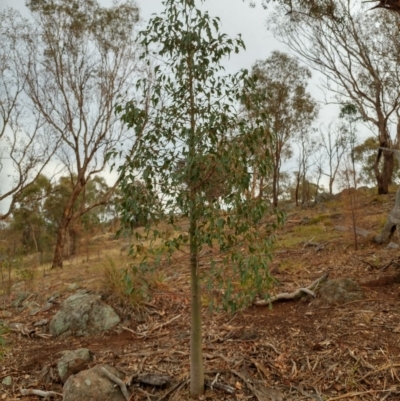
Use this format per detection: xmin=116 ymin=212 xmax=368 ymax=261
xmin=7 ymin=323 xmax=52 ymax=339
xmin=101 ymin=367 xmax=130 ymax=401
xmin=231 ymin=369 xmax=283 ymax=401
xmin=292 ymin=384 xmax=324 ymax=401
xmin=20 ymin=388 xmax=63 ymax=398
xmin=326 ymin=389 xmax=396 ymax=401
xmin=303 ymin=241 xmax=326 ymax=251
xmin=155 ymin=380 xmax=186 ymax=401
xmin=254 ymin=272 xmax=329 ymax=306
xmin=205 ymin=376 xmax=235 ymax=394
xmin=127 ymin=373 xmax=172 ymax=387
xmin=123 ymin=314 xmax=181 ymax=338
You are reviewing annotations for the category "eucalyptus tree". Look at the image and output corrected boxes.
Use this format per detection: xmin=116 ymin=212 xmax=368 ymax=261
xmin=116 ymin=0 xmax=280 ymax=396
xmin=0 ymin=9 xmax=57 ymax=221
xmin=15 ymin=0 xmax=142 ymax=268
xmin=318 ymin=122 xmax=350 ymax=195
xmin=11 ymin=175 xmax=52 ymax=254
xmin=245 ymin=52 xmax=318 ymax=207
xmin=269 ymin=1 xmax=400 ymax=194
xmin=293 ymin=128 xmax=319 ymax=206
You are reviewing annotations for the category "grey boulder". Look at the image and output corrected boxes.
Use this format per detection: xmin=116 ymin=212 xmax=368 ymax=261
xmin=63 ymin=365 xmax=126 ymax=401
xmin=50 ymin=293 xmax=120 ymax=337
xmin=319 ymin=278 xmax=364 ymax=305
xmin=57 ymin=348 xmax=93 ymax=383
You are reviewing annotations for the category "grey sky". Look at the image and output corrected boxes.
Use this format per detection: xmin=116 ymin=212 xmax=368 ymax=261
xmin=1 ymin=0 xmax=283 ymax=71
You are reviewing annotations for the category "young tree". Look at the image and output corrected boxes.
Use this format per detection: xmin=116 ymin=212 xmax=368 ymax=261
xmin=9 ymin=0 xmax=142 ymax=268
xmin=269 ymin=1 xmax=400 ymax=194
xmin=116 ymin=0 xmax=280 ymax=396
xmin=246 ymin=52 xmax=318 ymax=207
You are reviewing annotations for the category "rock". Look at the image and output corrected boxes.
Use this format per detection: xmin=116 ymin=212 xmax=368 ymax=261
xmin=319 ymin=278 xmax=365 ymax=305
xmin=11 ymin=282 xmax=25 ymax=291
xmin=387 ymin=242 xmax=399 ymax=249
xmin=49 ymin=293 xmax=120 ymax=337
xmin=48 ymin=293 xmax=61 ymax=303
xmin=12 ymin=292 xmax=30 ymax=308
xmin=315 ymin=192 xmax=334 ymax=203
xmin=63 ymin=365 xmax=126 ymax=401
xmin=2 ymin=376 xmax=12 ymax=386
xmin=33 ymin=319 xmax=48 ymax=327
xmin=57 ymin=348 xmax=93 ymax=383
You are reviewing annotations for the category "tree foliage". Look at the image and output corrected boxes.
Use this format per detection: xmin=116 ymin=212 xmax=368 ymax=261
xmin=244 ymin=52 xmax=318 ymax=207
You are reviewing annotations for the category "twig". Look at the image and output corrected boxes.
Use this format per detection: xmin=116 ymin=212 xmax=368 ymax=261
xmin=358 ymin=363 xmax=400 ymax=381
xmin=121 ymin=326 xmax=146 ymax=337
xmin=326 ymin=389 xmax=395 ymax=401
xmin=123 ymin=315 xmax=182 ymax=338
xmin=156 ymin=380 xmax=186 ymax=401
xmin=210 ymin=373 xmax=219 ymax=388
xmin=20 ymin=389 xmax=63 ymax=398
xmin=205 ymin=379 xmax=235 ymax=394
xmin=149 ymin=314 xmax=181 ymax=333
xmin=101 ymin=367 xmax=130 ymax=401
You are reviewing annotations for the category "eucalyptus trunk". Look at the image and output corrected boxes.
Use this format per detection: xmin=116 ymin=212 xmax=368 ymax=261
xmin=189 ymin=211 xmax=204 ymax=397
xmin=188 ymin=47 xmax=204 ymax=396
xmin=51 ymin=185 xmax=82 ymax=268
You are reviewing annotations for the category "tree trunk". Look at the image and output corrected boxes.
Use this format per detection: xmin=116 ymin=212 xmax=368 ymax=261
xmin=52 ymin=221 xmax=69 ymax=268
xmin=188 ymin=46 xmax=204 ymax=397
xmin=375 ymin=151 xmax=394 ymax=195
xmin=375 ymin=119 xmax=394 ymax=194
xmin=51 ymin=184 xmax=83 ymax=268
xmin=294 ymin=172 xmax=300 ymax=207
xmin=272 ymin=165 xmax=279 ymax=208
xmin=189 ymin=210 xmax=204 ymax=397
xmin=374 ymin=186 xmax=400 ymax=244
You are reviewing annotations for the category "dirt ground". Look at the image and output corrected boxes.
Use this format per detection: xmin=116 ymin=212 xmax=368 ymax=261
xmin=2 ymin=191 xmax=400 ymax=400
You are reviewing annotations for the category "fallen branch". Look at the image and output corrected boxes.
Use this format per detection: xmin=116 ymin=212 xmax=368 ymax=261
xmin=254 ymin=272 xmax=329 ymax=306
xmin=20 ymin=389 xmax=63 ymax=398
xmin=205 ymin=378 xmax=235 ymax=394
xmin=156 ymin=380 xmax=186 ymax=401
xmin=7 ymin=323 xmax=52 ymax=339
xmin=126 ymin=373 xmax=172 ymax=387
xmin=101 ymin=367 xmax=130 ymax=401
xmin=150 ymin=314 xmax=181 ymax=333
xmin=123 ymin=315 xmax=181 ymax=338
xmin=231 ymin=369 xmax=282 ymax=401
xmin=327 ymin=389 xmax=396 ymax=401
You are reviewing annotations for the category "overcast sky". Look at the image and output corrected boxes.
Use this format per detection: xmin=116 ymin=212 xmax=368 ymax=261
xmin=1 ymin=0 xmax=283 ymax=71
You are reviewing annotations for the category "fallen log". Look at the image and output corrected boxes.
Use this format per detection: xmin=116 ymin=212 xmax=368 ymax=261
xmin=254 ymin=272 xmax=329 ymax=306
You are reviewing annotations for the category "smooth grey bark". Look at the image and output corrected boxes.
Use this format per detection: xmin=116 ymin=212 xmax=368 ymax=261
xmin=374 ymin=188 xmax=400 ymax=244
